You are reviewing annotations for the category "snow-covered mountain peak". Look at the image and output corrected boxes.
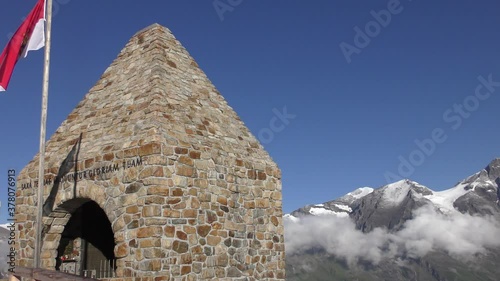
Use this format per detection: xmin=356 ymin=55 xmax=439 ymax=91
xmin=388 ymin=179 xmax=428 ymax=189
xmin=460 ymin=159 xmax=500 ymax=188
xmin=487 ymin=158 xmax=500 ymax=170
xmin=346 ymin=187 xmax=374 ymax=199
xmin=485 ymin=158 xmax=500 ymax=181
xmin=379 ymin=180 xmax=413 ymax=206
xmin=456 ymin=164 xmax=499 ymax=193
xmin=336 ymin=186 xmax=374 ymax=205
xmin=378 ymin=179 xmax=432 ymax=207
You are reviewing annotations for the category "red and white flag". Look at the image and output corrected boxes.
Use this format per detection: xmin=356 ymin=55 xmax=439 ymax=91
xmin=0 ymin=0 xmax=46 ymax=92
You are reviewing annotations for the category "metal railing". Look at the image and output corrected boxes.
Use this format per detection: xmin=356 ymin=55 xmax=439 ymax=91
xmin=83 ymin=259 xmax=115 ymax=279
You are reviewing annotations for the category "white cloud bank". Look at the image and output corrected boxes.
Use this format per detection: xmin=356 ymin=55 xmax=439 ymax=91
xmin=284 ymin=206 xmax=500 ymax=265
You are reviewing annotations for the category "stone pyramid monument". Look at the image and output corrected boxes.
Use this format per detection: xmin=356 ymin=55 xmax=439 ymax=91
xmin=15 ymin=24 xmax=285 ymax=280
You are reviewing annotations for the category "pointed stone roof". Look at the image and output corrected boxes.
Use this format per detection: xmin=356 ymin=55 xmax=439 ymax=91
xmin=20 ymin=23 xmax=278 ymax=179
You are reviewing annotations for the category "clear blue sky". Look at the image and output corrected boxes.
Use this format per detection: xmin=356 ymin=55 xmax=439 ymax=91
xmin=1 ymin=0 xmax=500 ymax=223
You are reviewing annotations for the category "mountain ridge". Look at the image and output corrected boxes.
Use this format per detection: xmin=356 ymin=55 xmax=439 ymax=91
xmin=285 ymin=158 xmax=500 ymax=281
xmin=288 ymin=158 xmax=500 ymax=220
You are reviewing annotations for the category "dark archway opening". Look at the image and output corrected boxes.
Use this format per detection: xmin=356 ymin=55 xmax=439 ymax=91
xmin=55 ymin=201 xmax=116 ymax=278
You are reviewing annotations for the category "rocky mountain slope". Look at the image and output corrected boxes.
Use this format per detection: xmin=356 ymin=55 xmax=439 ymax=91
xmin=0 ymin=224 xmax=11 ymax=278
xmin=285 ymin=158 xmax=500 ymax=281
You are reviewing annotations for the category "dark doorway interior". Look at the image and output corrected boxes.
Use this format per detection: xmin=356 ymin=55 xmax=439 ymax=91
xmin=55 ymin=201 xmax=116 ymax=277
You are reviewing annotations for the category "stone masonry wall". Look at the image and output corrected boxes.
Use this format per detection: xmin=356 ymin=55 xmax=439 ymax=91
xmin=15 ymin=24 xmax=286 ymax=280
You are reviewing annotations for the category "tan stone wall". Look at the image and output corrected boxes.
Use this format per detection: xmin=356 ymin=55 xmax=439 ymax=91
xmin=14 ymin=24 xmax=285 ymax=280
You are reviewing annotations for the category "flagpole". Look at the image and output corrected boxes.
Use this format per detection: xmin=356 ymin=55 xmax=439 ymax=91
xmin=34 ymin=0 xmax=53 ymax=269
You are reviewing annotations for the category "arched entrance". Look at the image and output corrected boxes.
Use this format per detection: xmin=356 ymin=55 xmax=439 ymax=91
xmin=50 ymin=199 xmax=116 ymax=278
